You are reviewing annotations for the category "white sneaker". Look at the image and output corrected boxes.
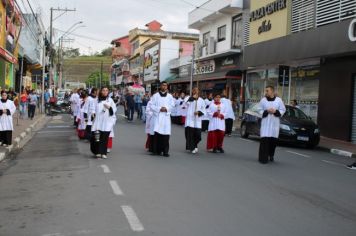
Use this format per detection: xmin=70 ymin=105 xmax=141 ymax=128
xmin=2 ymin=144 xmax=8 ymax=147
xmin=107 ymin=149 xmax=111 ymax=153
xmin=95 ymin=154 xmax=101 ymax=158
xmin=102 ymin=155 xmax=108 ymax=159
xmin=192 ymin=148 xmax=198 ymax=154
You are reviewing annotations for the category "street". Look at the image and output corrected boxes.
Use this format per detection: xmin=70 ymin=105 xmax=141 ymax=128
xmin=0 ymin=114 xmax=355 ymax=236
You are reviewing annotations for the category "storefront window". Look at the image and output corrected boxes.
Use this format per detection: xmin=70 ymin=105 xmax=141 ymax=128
xmin=246 ymin=70 xmax=267 ymax=109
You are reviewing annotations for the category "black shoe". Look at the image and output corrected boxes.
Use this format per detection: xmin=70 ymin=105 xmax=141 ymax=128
xmin=218 ymin=148 xmax=224 ymax=153
xmin=213 ymin=148 xmax=217 ymax=153
xmin=347 ymin=163 xmax=356 ymax=170
xmin=163 ymin=153 xmax=170 ymax=157
xmin=269 ymin=156 xmax=274 ymax=162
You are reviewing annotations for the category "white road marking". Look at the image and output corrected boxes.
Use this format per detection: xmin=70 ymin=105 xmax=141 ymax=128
xmin=109 ymin=180 xmax=124 ymax=196
xmin=121 ymin=205 xmax=145 ymax=232
xmin=42 ymin=230 xmax=92 ymax=236
xmin=52 ymin=116 xmax=63 ymax=120
xmin=322 ymin=160 xmax=345 ymax=167
xmin=286 ymin=150 xmax=311 ymax=158
xmin=100 ymin=164 xmax=111 ymax=173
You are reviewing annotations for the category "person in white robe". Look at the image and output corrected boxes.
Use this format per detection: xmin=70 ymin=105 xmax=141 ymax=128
xmin=145 ymin=100 xmax=155 ymax=152
xmin=77 ymin=91 xmax=89 ymax=139
xmin=70 ymin=89 xmax=81 ymax=127
xmin=258 ymin=86 xmax=286 ymax=164
xmin=184 ymin=88 xmax=206 ymax=154
xmin=150 ymin=81 xmax=175 ymax=157
xmin=170 ymin=93 xmax=180 ymax=124
xmin=202 ymin=93 xmax=213 ymax=132
xmin=207 ymin=94 xmax=227 ymax=153
xmin=84 ymin=88 xmax=98 ymax=141
xmin=91 ymin=87 xmax=117 ymax=159
xmin=0 ymin=91 xmax=16 ymax=146
xmin=177 ymin=92 xmax=187 ymax=125
xmin=221 ymin=96 xmax=236 ymax=137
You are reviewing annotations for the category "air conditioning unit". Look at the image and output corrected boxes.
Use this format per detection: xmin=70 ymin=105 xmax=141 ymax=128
xmin=208 ymin=37 xmax=216 ymax=54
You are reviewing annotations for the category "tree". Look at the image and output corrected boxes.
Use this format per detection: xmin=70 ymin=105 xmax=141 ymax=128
xmin=100 ymin=47 xmax=113 ymax=57
xmin=86 ymin=71 xmax=110 ymax=88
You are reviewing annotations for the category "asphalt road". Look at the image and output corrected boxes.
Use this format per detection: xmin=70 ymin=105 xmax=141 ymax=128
xmin=0 ymin=113 xmax=355 ymax=236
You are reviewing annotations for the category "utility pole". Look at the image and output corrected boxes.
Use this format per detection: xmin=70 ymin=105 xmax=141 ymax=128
xmin=189 ymin=43 xmax=196 ymax=96
xmin=100 ymin=60 xmax=103 ymax=88
xmin=49 ymin=7 xmax=76 ymax=90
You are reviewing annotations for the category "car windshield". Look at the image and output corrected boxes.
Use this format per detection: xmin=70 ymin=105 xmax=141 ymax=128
xmin=284 ymin=106 xmax=309 ymax=119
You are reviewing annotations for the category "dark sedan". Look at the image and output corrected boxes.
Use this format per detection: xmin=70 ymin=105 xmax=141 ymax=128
xmin=240 ymin=104 xmax=320 ymax=148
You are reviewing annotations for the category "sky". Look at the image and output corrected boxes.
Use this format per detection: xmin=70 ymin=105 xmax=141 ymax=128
xmin=23 ymin=0 xmax=207 ymax=55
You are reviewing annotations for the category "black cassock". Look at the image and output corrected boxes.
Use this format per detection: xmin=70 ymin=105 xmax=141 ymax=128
xmin=152 ymin=132 xmax=170 ymax=155
xmin=185 ymin=127 xmax=202 ymax=151
xmin=258 ymin=137 xmax=278 ymax=164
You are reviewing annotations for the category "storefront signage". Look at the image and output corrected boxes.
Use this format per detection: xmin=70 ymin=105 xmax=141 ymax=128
xmin=143 ymin=43 xmax=160 ymax=81
xmin=179 ymin=65 xmax=190 ymax=77
xmin=194 ymin=60 xmax=215 ymax=75
xmin=250 ymin=0 xmax=287 ymax=22
xmin=221 ymin=57 xmax=234 ymax=66
xmin=258 ymin=20 xmax=272 ymax=34
xmin=348 ymin=18 xmax=356 ymax=42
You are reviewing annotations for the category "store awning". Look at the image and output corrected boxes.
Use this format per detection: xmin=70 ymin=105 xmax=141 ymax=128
xmin=164 ymin=74 xmax=178 ymax=82
xmin=169 ymin=71 xmax=242 ymax=84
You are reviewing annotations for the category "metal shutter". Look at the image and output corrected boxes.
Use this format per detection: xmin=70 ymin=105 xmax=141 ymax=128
xmin=316 ymin=0 xmax=356 ymax=27
xmin=292 ymin=0 xmax=315 ymax=33
xmin=352 ymin=75 xmax=356 ymax=143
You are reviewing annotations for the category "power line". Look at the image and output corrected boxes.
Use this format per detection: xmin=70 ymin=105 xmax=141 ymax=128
xmin=54 ymin=28 xmax=110 ymax=43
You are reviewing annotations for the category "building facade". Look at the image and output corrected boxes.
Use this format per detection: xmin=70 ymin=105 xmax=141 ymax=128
xmin=183 ymin=0 xmax=247 ymax=110
xmin=244 ymin=0 xmax=356 ymax=142
xmin=128 ymin=20 xmax=198 ymax=89
xmin=0 ymin=0 xmax=22 ymax=89
xmin=110 ymin=35 xmax=131 ymax=86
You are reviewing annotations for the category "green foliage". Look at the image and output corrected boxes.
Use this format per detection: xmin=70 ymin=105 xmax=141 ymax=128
xmin=86 ymin=71 xmax=110 ymax=87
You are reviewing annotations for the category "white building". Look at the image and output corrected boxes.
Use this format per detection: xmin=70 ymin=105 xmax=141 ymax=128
xmin=181 ymin=0 xmax=249 ymax=103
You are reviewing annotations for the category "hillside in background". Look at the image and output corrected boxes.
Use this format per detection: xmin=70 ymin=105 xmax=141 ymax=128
xmin=63 ymin=56 xmax=113 ymax=83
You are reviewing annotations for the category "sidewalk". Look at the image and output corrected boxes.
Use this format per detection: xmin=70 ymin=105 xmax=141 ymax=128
xmin=0 ymin=111 xmax=48 ymax=162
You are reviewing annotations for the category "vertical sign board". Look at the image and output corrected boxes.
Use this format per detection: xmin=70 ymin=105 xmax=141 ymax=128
xmin=278 ymin=65 xmax=289 ymax=86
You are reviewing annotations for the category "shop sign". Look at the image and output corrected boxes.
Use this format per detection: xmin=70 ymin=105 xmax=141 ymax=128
xmin=258 ymin=20 xmax=272 ymax=34
xmin=348 ymin=18 xmax=356 ymax=42
xmin=179 ymin=65 xmax=190 ymax=77
xmin=250 ymin=0 xmax=287 ymax=22
xmin=221 ymin=57 xmax=234 ymax=66
xmin=194 ymin=59 xmax=215 ymax=75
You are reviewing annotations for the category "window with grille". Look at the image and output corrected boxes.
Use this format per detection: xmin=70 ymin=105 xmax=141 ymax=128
xmin=292 ymin=0 xmax=315 ymax=33
xmin=316 ymin=0 xmax=356 ymax=27
xmin=232 ymin=15 xmax=242 ymax=48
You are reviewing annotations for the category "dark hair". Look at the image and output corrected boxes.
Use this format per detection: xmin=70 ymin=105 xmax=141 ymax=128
xmin=91 ymin=88 xmax=98 ymax=95
xmin=266 ymin=85 xmax=275 ymax=91
xmin=292 ymin=99 xmax=298 ymax=105
xmin=80 ymin=90 xmax=88 ymax=98
xmin=213 ymin=93 xmax=221 ymax=98
xmin=98 ymin=87 xmax=109 ymax=102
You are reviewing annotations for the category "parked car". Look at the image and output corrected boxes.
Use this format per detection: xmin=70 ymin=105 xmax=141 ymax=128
xmin=240 ymin=104 xmax=320 ymax=148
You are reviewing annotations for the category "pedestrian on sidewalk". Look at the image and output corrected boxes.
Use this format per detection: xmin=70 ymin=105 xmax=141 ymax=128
xmin=202 ymin=93 xmax=213 ymax=132
xmin=44 ymin=89 xmax=51 ymax=115
xmin=207 ymin=94 xmax=227 ymax=153
xmin=134 ymin=92 xmax=143 ymax=120
xmin=90 ymin=87 xmax=117 ymax=159
xmin=70 ymin=89 xmax=81 ymax=127
xmin=150 ymin=81 xmax=175 ymax=157
xmin=221 ymin=94 xmax=235 ymax=137
xmin=19 ymin=89 xmax=28 ymax=119
xmin=0 ymin=91 xmax=16 ymax=146
xmin=184 ymin=87 xmax=206 ymax=154
xmin=258 ymin=86 xmax=286 ymax=164
xmin=28 ymin=90 xmax=38 ymax=120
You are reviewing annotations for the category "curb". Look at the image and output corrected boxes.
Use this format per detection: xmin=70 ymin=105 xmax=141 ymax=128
xmin=0 ymin=115 xmax=48 ymax=163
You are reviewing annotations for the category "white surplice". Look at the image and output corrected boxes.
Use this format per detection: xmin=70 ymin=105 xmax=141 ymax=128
xmin=0 ymin=100 xmax=16 ymax=131
xmin=151 ymin=92 xmax=175 ymax=135
xmin=202 ymin=99 xmax=213 ymax=121
xmin=92 ymin=97 xmax=117 ymax=132
xmin=77 ymin=99 xmax=87 ymax=130
xmin=184 ymin=97 xmax=206 ymax=129
xmin=221 ymin=98 xmax=235 ymax=120
xmin=84 ymin=96 xmax=97 ymax=126
xmin=207 ymin=102 xmax=227 ymax=132
xmin=70 ymin=93 xmax=80 ymax=117
xmin=258 ymin=97 xmax=286 ymax=138
xmin=145 ymin=100 xmax=155 ymax=135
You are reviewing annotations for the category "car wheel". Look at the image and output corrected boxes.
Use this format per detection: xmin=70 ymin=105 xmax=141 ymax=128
xmin=307 ymin=140 xmax=319 ymax=149
xmin=240 ymin=123 xmax=249 ymax=138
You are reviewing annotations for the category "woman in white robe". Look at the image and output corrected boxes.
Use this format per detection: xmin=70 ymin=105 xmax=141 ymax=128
xmin=258 ymin=86 xmax=286 ymax=164
xmin=0 ymin=91 xmax=16 ymax=146
xmin=84 ymin=88 xmax=98 ymax=141
xmin=145 ymin=100 xmax=155 ymax=152
xmin=202 ymin=93 xmax=213 ymax=132
xmin=91 ymin=87 xmax=117 ymax=159
xmin=207 ymin=94 xmax=227 ymax=153
xmin=221 ymin=96 xmax=235 ymax=137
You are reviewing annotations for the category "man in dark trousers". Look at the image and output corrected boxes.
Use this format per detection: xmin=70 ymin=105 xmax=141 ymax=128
xmin=125 ymin=92 xmax=135 ymax=122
